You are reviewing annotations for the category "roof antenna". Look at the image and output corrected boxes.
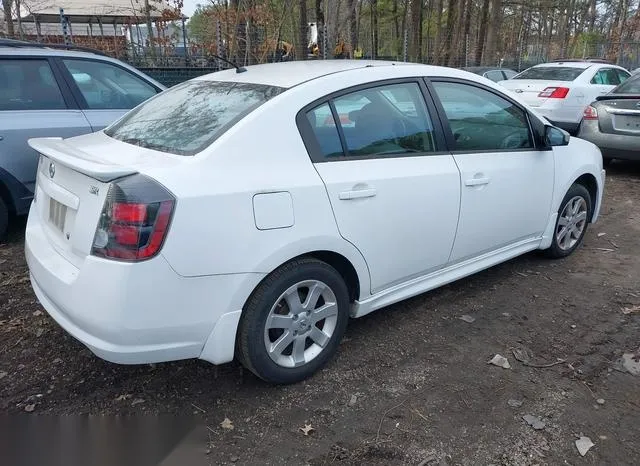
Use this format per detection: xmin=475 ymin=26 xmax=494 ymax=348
xmin=210 ymin=54 xmax=247 ymax=73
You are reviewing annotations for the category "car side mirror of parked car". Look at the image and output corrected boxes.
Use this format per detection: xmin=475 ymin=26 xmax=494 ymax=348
xmin=544 ymin=125 xmax=570 ymax=147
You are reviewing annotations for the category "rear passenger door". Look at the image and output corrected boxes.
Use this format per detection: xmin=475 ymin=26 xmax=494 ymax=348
xmin=590 ymin=68 xmax=622 ymax=98
xmin=298 ymin=80 xmax=461 ymax=294
xmin=56 ymin=58 xmax=161 ymax=131
xmin=0 ymin=57 xmax=91 ymax=205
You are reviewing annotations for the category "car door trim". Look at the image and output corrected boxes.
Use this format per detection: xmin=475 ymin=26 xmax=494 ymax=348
xmin=296 ymin=77 xmax=450 ymax=163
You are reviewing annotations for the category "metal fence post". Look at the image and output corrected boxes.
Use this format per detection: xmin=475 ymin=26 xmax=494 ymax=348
xmin=59 ymin=8 xmax=71 ymax=46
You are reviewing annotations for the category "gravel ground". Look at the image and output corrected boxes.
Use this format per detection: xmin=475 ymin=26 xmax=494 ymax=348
xmin=1 ymin=162 xmax=639 ymax=465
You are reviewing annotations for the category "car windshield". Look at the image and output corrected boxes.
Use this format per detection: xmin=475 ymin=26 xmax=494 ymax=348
xmin=513 ymin=66 xmax=584 ymax=81
xmin=105 ymin=80 xmax=285 ymax=155
xmin=613 ymin=74 xmax=640 ymax=94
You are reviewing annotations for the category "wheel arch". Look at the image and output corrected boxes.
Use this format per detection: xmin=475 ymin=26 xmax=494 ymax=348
xmin=573 ymin=172 xmax=598 ymax=221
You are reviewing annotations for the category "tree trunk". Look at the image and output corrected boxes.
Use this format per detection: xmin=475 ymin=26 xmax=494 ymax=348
xmin=409 ymin=0 xmax=422 ymax=61
xmin=475 ymin=0 xmax=490 ymax=65
xmin=442 ymin=0 xmax=456 ymax=65
xmin=372 ymin=0 xmax=379 ymax=58
xmin=2 ymin=0 xmax=14 ymax=37
xmin=347 ymin=0 xmax=357 ymax=52
xmin=315 ymin=0 xmax=324 ymax=56
xmin=298 ymin=0 xmax=308 ymax=60
xmin=392 ymin=0 xmax=400 ymax=55
xmin=483 ymin=0 xmax=503 ymax=66
xmin=433 ymin=0 xmax=444 ymax=64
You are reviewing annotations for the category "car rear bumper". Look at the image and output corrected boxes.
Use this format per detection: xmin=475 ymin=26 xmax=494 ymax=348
xmin=25 ymin=208 xmax=263 ymax=365
xmin=577 ymin=120 xmax=640 ymax=160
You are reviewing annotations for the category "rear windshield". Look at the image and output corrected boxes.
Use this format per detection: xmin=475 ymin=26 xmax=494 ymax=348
xmin=514 ymin=67 xmax=585 ymax=81
xmin=613 ymin=74 xmax=640 ymax=94
xmin=105 ymin=80 xmax=285 ymax=155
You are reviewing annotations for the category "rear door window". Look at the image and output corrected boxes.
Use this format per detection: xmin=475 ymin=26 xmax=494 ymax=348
xmin=591 ymin=69 xmax=621 ymax=86
xmin=0 ymin=59 xmax=66 ymax=110
xmin=514 ymin=67 xmax=584 ymax=81
xmin=332 ymin=82 xmax=437 ymax=157
xmin=613 ymin=74 xmax=640 ymax=94
xmin=62 ymin=59 xmax=159 ymax=110
xmin=105 ymin=80 xmax=284 ymax=155
xmin=484 ymin=70 xmax=504 ymax=82
xmin=616 ymin=69 xmax=631 ymax=84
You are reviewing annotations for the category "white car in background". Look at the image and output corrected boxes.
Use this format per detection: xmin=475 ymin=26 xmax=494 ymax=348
xmin=25 ymin=61 xmax=605 ymax=384
xmin=499 ymin=60 xmax=631 ymax=134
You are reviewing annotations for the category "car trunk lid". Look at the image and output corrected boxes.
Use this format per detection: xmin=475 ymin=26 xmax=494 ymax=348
xmin=28 ymin=136 xmax=142 ymax=269
xmin=594 ymin=95 xmax=640 ymax=136
xmin=499 ymin=80 xmax=570 ymax=107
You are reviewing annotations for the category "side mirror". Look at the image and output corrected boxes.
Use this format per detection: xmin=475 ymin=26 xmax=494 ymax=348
xmin=544 ymin=125 xmax=570 ymax=147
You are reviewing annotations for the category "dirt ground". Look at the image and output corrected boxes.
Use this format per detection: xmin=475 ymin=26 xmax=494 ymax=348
xmin=1 ymin=162 xmax=639 ymax=466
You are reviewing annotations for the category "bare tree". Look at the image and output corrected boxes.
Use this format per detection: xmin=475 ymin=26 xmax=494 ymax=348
xmin=298 ymin=0 xmax=307 ymax=60
xmin=2 ymin=0 xmax=14 ymax=37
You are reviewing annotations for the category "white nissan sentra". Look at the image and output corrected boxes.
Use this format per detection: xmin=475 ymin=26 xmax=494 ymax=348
xmin=25 ymin=60 xmax=605 ymax=384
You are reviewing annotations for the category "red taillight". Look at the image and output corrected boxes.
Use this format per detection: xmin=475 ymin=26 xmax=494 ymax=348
xmin=583 ymin=105 xmax=599 ymax=120
xmin=538 ymin=87 xmax=570 ymax=99
xmin=91 ymin=175 xmax=175 ymax=262
xmin=112 ymin=203 xmax=147 ymax=223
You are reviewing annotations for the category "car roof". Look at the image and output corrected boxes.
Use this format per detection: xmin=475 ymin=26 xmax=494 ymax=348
xmin=196 ymin=60 xmax=413 ymax=88
xmin=0 ymin=45 xmax=106 ymax=60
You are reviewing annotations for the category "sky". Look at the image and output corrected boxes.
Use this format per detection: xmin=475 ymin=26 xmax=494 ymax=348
xmin=182 ymin=0 xmax=200 ymax=17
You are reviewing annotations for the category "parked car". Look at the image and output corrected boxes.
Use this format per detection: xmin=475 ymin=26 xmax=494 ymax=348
xmin=462 ymin=66 xmax=518 ymax=82
xmin=499 ymin=60 xmax=631 ymax=135
xmin=25 ymin=61 xmax=605 ymax=384
xmin=577 ymin=72 xmax=640 ymax=164
xmin=0 ymin=39 xmax=165 ymax=238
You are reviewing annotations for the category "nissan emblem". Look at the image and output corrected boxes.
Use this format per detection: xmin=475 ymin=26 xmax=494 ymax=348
xmin=49 ymin=162 xmax=55 ymax=178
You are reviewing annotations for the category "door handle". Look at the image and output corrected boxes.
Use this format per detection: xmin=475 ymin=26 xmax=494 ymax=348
xmin=465 ymin=177 xmax=490 ymax=187
xmin=339 ymin=188 xmax=377 ymax=200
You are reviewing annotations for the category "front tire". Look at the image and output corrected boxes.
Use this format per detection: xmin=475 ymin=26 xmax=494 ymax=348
xmin=545 ymin=183 xmax=592 ymax=258
xmin=236 ymin=258 xmax=350 ymax=384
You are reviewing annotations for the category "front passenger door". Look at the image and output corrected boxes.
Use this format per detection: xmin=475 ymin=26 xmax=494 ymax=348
xmin=430 ymin=80 xmax=554 ymax=263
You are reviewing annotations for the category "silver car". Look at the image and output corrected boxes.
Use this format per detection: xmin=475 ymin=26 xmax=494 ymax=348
xmin=577 ymin=72 xmax=640 ymax=164
xmin=0 ymin=40 xmax=165 ymax=238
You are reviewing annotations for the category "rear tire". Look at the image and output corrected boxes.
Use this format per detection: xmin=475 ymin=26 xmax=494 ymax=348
xmin=545 ymin=183 xmax=592 ymax=259
xmin=236 ymin=258 xmax=350 ymax=384
xmin=0 ymin=197 xmax=8 ymax=242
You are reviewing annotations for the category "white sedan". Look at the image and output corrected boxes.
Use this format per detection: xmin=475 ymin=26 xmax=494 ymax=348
xmin=25 ymin=60 xmax=605 ymax=384
xmin=499 ymin=61 xmax=631 ymax=134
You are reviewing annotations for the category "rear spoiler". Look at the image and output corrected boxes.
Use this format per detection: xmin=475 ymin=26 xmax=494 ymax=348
xmin=28 ymin=137 xmax=137 ymax=183
xmin=595 ymin=94 xmax=640 ymax=101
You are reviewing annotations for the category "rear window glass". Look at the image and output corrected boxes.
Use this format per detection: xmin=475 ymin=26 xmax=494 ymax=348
xmin=105 ymin=80 xmax=285 ymax=155
xmin=613 ymin=74 xmax=640 ymax=94
xmin=514 ymin=67 xmax=584 ymax=81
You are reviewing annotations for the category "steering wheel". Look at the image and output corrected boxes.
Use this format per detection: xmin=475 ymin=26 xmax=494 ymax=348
xmin=499 ymin=130 xmax=527 ymax=150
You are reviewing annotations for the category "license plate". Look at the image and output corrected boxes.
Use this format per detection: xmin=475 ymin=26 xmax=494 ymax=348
xmin=49 ymin=198 xmax=67 ymax=232
xmin=613 ymin=115 xmax=640 ymax=132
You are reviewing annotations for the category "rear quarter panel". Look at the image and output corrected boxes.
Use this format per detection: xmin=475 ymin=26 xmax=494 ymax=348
xmin=142 ymin=76 xmax=381 ymax=299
